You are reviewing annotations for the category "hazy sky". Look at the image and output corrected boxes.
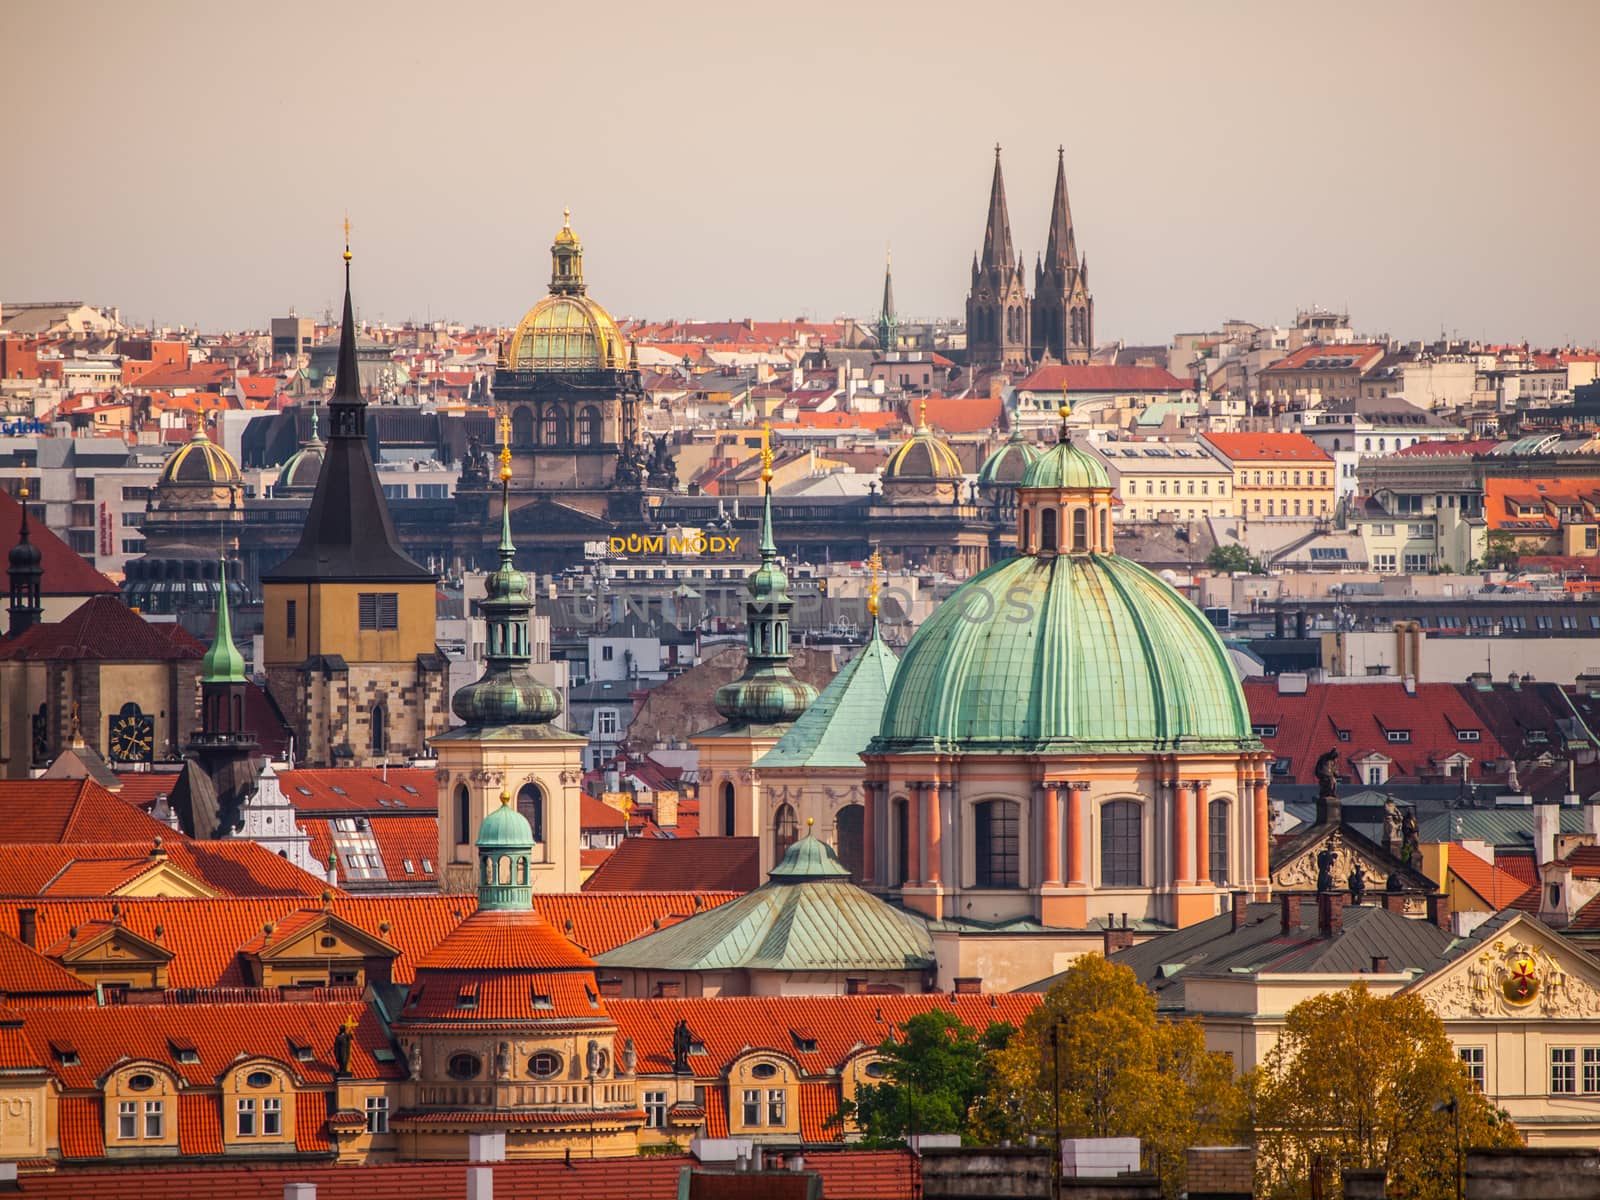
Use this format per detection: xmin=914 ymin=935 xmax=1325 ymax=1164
xmin=6 ymin=0 xmax=1598 ymax=344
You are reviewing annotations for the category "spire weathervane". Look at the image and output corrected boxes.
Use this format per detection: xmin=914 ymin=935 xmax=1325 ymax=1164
xmin=760 ymin=424 xmax=774 ymax=486
xmin=866 ymin=547 xmax=882 ymax=619
xmin=342 ymin=213 xmax=351 ymax=263
xmin=1059 ymin=380 xmax=1072 ymax=440
xmin=498 ymin=412 xmax=513 ymax=484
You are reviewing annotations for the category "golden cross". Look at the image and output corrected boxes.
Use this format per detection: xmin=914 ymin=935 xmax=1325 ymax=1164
xmin=497 ymin=413 xmax=512 ymax=483
xmin=760 ymin=423 xmax=774 ymax=483
xmin=867 ymin=547 xmax=882 ymax=618
xmin=918 ymin=397 xmax=927 ymax=430
xmin=498 ymin=411 xmax=512 ymax=447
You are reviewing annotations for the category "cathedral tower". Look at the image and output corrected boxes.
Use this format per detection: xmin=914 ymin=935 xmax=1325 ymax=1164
xmin=965 ymin=146 xmax=1032 ymax=371
xmin=877 ymin=248 xmax=898 ymax=353
xmin=434 ymin=421 xmax=586 ymax=895
xmin=260 ymin=237 xmax=447 ymax=766
xmin=1032 ymin=147 xmax=1094 ymax=364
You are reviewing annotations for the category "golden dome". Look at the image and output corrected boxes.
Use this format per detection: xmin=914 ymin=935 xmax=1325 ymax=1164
xmin=883 ymin=405 xmax=963 ymax=482
xmin=503 ymin=209 xmax=628 ymax=373
xmin=159 ymin=427 xmax=242 ymax=487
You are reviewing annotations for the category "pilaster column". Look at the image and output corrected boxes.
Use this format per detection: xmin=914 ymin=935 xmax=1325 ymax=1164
xmin=909 ymin=785 xmax=924 ymax=887
xmin=1041 ymin=784 xmax=1062 ymax=886
xmin=1173 ymin=781 xmax=1193 ymax=886
xmin=1194 ymin=780 xmax=1211 ymax=886
xmin=924 ymin=780 xmax=942 ymax=886
xmin=1253 ymin=766 xmax=1271 ymax=890
xmin=862 ymin=781 xmax=877 ymax=886
xmin=1066 ymin=782 xmax=1089 ymax=887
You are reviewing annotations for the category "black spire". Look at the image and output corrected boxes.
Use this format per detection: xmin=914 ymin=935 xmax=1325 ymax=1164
xmin=6 ymin=485 xmax=43 ymax=637
xmin=1044 ymin=145 xmax=1080 ymax=274
xmin=979 ymin=145 xmax=1015 ymax=270
xmin=262 ymin=240 xmax=432 ymax=585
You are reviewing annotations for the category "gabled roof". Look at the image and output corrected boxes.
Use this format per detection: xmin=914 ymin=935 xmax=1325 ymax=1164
xmin=1200 ymin=431 xmax=1332 ymax=464
xmin=0 ymin=594 xmax=204 ymax=661
xmin=1016 ymin=364 xmax=1190 ymax=394
xmin=0 ymin=929 xmax=96 ymax=1001
xmin=270 ymin=767 xmax=437 ymax=813
xmin=1259 ymin=343 xmax=1387 ymax=374
xmin=0 ymin=779 xmax=174 ymax=843
xmin=303 ymin=814 xmax=440 ymax=885
xmin=0 ymin=490 xmax=118 ymax=599
xmin=582 ymin=837 xmax=760 ymax=893
xmin=0 ymin=837 xmax=330 ymax=898
xmin=1447 ymin=843 xmax=1532 ymax=910
xmin=760 ymin=631 xmax=898 ymax=770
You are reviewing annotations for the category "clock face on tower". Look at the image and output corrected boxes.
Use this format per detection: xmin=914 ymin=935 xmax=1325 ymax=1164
xmin=107 ymin=703 xmax=155 ymax=763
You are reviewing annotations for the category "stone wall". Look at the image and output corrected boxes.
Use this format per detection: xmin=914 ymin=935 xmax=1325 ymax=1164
xmin=1466 ymin=1148 xmax=1600 ymax=1199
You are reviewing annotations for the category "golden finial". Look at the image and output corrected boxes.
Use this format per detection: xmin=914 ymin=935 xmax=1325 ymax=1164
xmin=806 ymin=817 xmax=815 ymax=829
xmin=562 ymin=206 xmax=571 ymax=229
xmin=1059 ymin=380 xmax=1072 ymax=438
xmin=497 ymin=412 xmax=512 ymax=483
xmin=918 ymin=397 xmax=928 ymax=431
xmin=499 ymin=788 xmax=511 ymax=807
xmin=342 ymin=212 xmax=351 ymax=263
xmin=760 ymin=424 xmax=774 ymax=485
xmin=866 ymin=547 xmax=882 ymax=618
xmin=341 ymin=1012 xmax=359 ymax=1033
xmin=18 ymin=482 xmax=28 ymax=500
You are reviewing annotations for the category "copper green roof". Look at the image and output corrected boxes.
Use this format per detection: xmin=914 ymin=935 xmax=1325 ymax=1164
xmin=200 ymin=560 xmax=245 ymax=684
xmin=976 ymin=429 xmax=1041 ymax=487
xmin=1019 ymin=438 xmax=1110 ymax=490
xmin=870 ymin=552 xmax=1256 ymax=754
xmin=594 ymin=836 xmax=934 ymax=974
xmin=757 ymin=627 xmax=898 ymax=770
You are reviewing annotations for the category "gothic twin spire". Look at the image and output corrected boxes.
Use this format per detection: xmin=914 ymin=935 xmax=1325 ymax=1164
xmin=979 ymin=145 xmax=1081 ymax=277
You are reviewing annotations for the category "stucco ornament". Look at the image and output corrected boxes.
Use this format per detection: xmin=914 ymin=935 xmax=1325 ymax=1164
xmin=1425 ymin=938 xmax=1600 ymax=1019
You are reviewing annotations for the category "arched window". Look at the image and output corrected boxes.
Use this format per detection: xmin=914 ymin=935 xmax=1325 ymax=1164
xmin=721 ymin=781 xmax=736 ymax=838
xmin=517 ymin=783 xmax=545 ymax=845
xmin=578 ymin=406 xmax=600 ymax=446
xmin=835 ymin=804 xmax=864 ymax=883
xmin=1040 ymin=508 xmax=1058 ymax=552
xmin=773 ymin=803 xmax=799 ymax=861
xmin=541 ymin=409 xmax=561 ymax=446
xmin=511 ymin=405 xmax=534 ymax=446
xmin=370 ymin=704 xmax=387 ymax=756
xmin=1208 ymin=799 xmax=1230 ymax=886
xmin=1071 ymin=508 xmax=1089 ymax=552
xmin=456 ymin=784 xmax=471 ymax=845
xmin=1101 ymin=800 xmax=1142 ymax=887
xmin=974 ymin=800 xmax=1020 ymax=888
xmin=892 ymin=798 xmax=910 ymax=886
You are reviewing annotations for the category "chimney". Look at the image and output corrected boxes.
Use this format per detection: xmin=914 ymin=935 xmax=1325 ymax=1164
xmin=1103 ymin=925 xmax=1135 ymax=955
xmin=953 ymin=977 xmax=982 ymax=994
xmin=17 ymin=909 xmax=36 ymax=949
xmin=1587 ymin=795 xmax=1600 ymax=840
xmin=1275 ymin=609 xmax=1286 ymax=639
xmin=1382 ymin=892 xmax=1408 ymax=914
xmin=598 ymin=977 xmax=622 ymax=998
xmin=1280 ymin=893 xmax=1303 ymax=934
xmin=1296 ymin=609 xmax=1308 ymax=639
xmin=1231 ymin=891 xmax=1250 ymax=932
xmin=1535 ymin=800 xmax=1559 ymax=868
xmin=1317 ymin=892 xmax=1345 ymax=937
xmin=1426 ymin=892 xmax=1452 ymax=931
xmin=1371 ymin=955 xmax=1390 ymax=973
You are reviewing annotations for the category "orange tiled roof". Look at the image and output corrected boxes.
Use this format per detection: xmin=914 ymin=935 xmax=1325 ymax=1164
xmin=399 ymin=971 xmax=601 ymax=1024
xmin=0 ymin=779 xmax=173 ymax=843
xmin=0 ymin=491 xmax=118 ymax=599
xmin=177 ymin=1092 xmax=223 ymax=1156
xmin=703 ymin=1085 xmax=729 ymax=1138
xmin=1017 ymin=364 xmax=1191 ymax=393
xmin=583 ymin=837 xmax=760 ymax=892
xmin=58 ymin=1096 xmax=103 ymax=1158
xmin=921 ymin=395 xmax=1002 ymax=435
xmin=272 ymin=769 xmax=438 ymax=814
xmin=0 ymin=929 xmax=96 ymax=1000
xmin=1259 ymin=343 xmax=1387 ymax=373
xmin=0 ymin=595 xmax=205 ymax=662
xmin=1200 ymin=431 xmax=1332 ymax=464
xmin=1449 ymin=845 xmax=1532 ymax=910
xmin=581 ymin=795 xmax=629 ymax=831
xmin=0 ymin=893 xmax=736 ymax=988
xmin=0 ymin=1013 xmax=47 ymax=1070
xmin=0 ymin=838 xmax=332 ymax=898
xmin=296 ymin=1090 xmax=332 ymax=1152
xmin=414 ymin=909 xmax=596 ymax=972
xmin=302 ymin=814 xmax=440 ymax=884
xmin=798 ymin=1079 xmax=842 ymax=1143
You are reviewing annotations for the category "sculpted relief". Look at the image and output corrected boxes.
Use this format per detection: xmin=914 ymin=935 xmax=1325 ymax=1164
xmin=1422 ymin=934 xmax=1600 ymax=1020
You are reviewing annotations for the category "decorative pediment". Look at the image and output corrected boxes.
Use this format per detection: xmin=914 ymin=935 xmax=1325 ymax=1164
xmin=113 ymin=860 xmax=221 ymax=899
xmin=1414 ymin=916 xmax=1600 ymax=1020
xmin=1272 ymin=823 xmax=1434 ymax=895
xmin=48 ymin=922 xmax=174 ymax=969
xmin=245 ymin=911 xmax=398 ymax=966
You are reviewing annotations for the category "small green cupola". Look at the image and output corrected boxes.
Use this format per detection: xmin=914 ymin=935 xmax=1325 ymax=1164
xmin=477 ymin=788 xmax=535 ymax=911
xmin=712 ymin=427 xmax=817 ymax=726
xmin=201 ymin=557 xmax=246 ymax=684
xmin=451 ymin=426 xmax=563 ymax=728
xmin=1014 ymin=391 xmax=1115 ymax=557
xmin=767 ymin=822 xmax=853 ymax=882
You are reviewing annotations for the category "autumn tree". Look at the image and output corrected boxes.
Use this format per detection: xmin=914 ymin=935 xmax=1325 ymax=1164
xmin=841 ymin=1009 xmax=1015 ymax=1146
xmin=1248 ymin=982 xmax=1521 ymax=1200
xmin=975 ymin=956 xmax=1245 ymax=1197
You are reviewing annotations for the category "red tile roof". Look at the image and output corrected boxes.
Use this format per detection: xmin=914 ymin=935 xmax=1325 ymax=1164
xmin=295 ymin=1089 xmax=332 ymax=1152
xmin=302 ymin=814 xmax=440 ymax=884
xmin=1391 ymin=438 xmax=1496 ymax=458
xmin=1448 ymin=845 xmax=1532 ymax=910
xmin=271 ymin=768 xmax=438 ymax=813
xmin=0 ymin=893 xmax=737 ymax=988
xmin=177 ymin=1092 xmax=223 ymax=1156
xmin=0 ymin=838 xmax=332 ymax=898
xmin=414 ymin=909 xmax=596 ymax=972
xmin=798 ymin=1079 xmax=842 ymax=1143
xmin=922 ymin=395 xmax=1003 ymax=435
xmin=58 ymin=1095 xmax=104 ymax=1158
xmin=0 ymin=492 xmax=118 ymax=600
xmin=583 ymin=837 xmax=760 ymax=893
xmin=1017 ymin=365 xmax=1191 ymax=393
xmin=1259 ymin=343 xmax=1388 ymax=373
xmin=582 ymin=795 xmax=630 ymax=830
xmin=0 ymin=929 xmax=96 ymax=1001
xmin=608 ymin=994 xmax=1040 ymax=1081
xmin=703 ymin=1086 xmax=729 ymax=1138
xmin=1199 ymin=431 xmax=1333 ymax=464
xmin=0 ymin=595 xmax=205 ymax=661
xmin=0 ymin=779 xmax=173 ymax=843
xmin=1244 ymin=681 xmax=1508 ymax=786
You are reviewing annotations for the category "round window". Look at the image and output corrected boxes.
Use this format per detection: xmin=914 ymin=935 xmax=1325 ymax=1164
xmin=447 ymin=1053 xmax=481 ymax=1081
xmin=528 ymin=1051 xmax=562 ymax=1079
xmin=127 ymin=1073 xmax=155 ymax=1092
xmin=246 ymin=1070 xmax=274 ymax=1088
xmin=863 ymin=1061 xmax=888 ymax=1079
xmin=751 ymin=1062 xmax=778 ymax=1080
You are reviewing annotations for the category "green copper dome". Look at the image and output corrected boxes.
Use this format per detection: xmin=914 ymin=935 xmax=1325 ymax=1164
xmin=1019 ymin=439 xmax=1110 ymax=491
xmin=870 ymin=552 xmax=1254 ymax=754
xmin=976 ymin=429 xmax=1042 ymax=488
xmin=478 ymin=794 xmax=534 ymax=850
xmin=200 ymin=559 xmax=245 ymax=683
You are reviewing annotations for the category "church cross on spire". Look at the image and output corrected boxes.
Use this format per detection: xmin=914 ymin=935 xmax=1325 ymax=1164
xmin=979 ymin=144 xmax=1016 ymax=270
xmin=1044 ymin=144 xmax=1079 ymax=273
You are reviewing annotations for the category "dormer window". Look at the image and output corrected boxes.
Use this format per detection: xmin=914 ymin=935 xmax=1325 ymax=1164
xmin=1386 ymin=730 xmax=1411 ymax=744
xmin=1458 ymin=729 xmax=1481 ymax=742
xmin=456 ymin=984 xmax=479 ymax=1010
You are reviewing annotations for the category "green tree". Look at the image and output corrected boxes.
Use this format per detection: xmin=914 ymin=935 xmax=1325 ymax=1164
xmin=976 ymin=956 xmax=1245 ymax=1197
xmin=1247 ymin=982 xmax=1521 ymax=1200
xmin=1482 ymin=534 xmax=1519 ymax=572
xmin=1206 ymin=544 xmax=1264 ymax=574
xmin=840 ymin=1009 xmax=1015 ymax=1146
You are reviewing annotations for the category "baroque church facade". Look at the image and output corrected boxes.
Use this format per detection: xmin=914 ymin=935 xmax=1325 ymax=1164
xmin=966 ymin=147 xmax=1095 ymax=371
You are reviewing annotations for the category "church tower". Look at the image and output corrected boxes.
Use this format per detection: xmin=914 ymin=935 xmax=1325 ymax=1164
xmin=965 ymin=146 xmax=1032 ymax=371
xmin=434 ymin=421 xmax=586 ymax=895
xmin=6 ymin=483 xmax=42 ymax=637
xmin=1032 ymin=147 xmax=1094 ymax=364
xmin=691 ymin=428 xmax=817 ymax=844
xmin=877 ymin=248 xmax=898 ymax=353
xmin=260 ymin=236 xmax=448 ymax=766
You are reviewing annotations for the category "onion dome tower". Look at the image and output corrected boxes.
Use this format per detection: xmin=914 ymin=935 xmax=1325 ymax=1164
xmin=393 ymin=790 xmax=640 ymax=1156
xmin=863 ymin=394 xmax=1265 ymax=930
xmin=434 ymin=417 xmax=586 ymax=895
xmin=693 ymin=427 xmax=818 ymax=844
xmin=177 ymin=558 xmax=259 ymax=839
xmin=6 ymin=483 xmax=43 ymax=637
xmin=975 ymin=426 xmax=1042 ymax=523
